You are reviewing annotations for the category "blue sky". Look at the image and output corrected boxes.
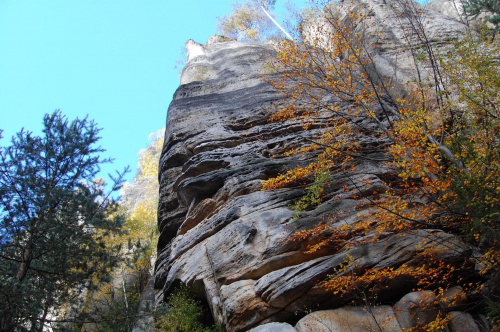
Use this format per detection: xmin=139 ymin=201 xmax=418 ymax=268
xmin=0 ymin=0 xmax=309 ymax=192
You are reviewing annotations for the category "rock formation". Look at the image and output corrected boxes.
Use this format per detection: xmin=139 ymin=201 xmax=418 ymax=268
xmin=425 ymin=0 xmax=465 ymax=22
xmin=302 ymin=0 xmax=466 ymax=85
xmin=155 ymin=0 xmax=490 ymax=331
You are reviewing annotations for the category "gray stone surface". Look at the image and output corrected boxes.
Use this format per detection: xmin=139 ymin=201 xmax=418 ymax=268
xmin=295 ymin=306 xmax=402 ymax=332
xmin=131 ymin=279 xmax=155 ymax=332
xmin=394 ymin=290 xmax=441 ymax=330
xmin=426 ymin=0 xmax=496 ymax=31
xmin=426 ymin=0 xmax=464 ymax=22
xmin=448 ymin=312 xmax=481 ymax=332
xmin=248 ymin=322 xmax=297 ymax=332
xmin=220 ymin=280 xmax=282 ymax=332
xmin=255 ymin=230 xmax=471 ymax=313
xmin=303 ymin=0 xmax=467 ymax=85
xmin=154 ymin=1 xmax=478 ymax=331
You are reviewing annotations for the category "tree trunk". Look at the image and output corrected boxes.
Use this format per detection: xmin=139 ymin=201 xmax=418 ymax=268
xmin=16 ymin=246 xmax=33 ymax=283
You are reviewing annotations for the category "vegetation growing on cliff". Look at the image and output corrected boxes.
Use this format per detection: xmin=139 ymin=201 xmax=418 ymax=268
xmin=260 ymin=0 xmax=499 ymax=329
xmin=155 ymin=284 xmax=220 ymax=332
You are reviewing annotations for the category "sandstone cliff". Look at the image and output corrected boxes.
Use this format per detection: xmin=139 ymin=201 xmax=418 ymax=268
xmin=155 ymin=1 xmax=491 ymax=331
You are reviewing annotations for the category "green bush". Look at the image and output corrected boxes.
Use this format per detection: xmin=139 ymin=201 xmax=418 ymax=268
xmin=155 ymin=284 xmax=220 ymax=332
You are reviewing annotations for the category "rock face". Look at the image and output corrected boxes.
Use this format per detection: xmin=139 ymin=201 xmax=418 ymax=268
xmin=155 ymin=1 xmax=487 ymax=331
xmin=302 ymin=0 xmax=466 ymax=85
xmin=425 ymin=0 xmax=464 ymax=22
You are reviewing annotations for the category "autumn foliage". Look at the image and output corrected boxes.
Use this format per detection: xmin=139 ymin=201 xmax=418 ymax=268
xmin=64 ymin=130 xmax=164 ymax=331
xmin=262 ymin=0 xmax=499 ymax=329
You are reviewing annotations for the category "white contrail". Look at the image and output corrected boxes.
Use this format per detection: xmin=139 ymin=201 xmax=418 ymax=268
xmin=260 ymin=5 xmax=294 ymax=40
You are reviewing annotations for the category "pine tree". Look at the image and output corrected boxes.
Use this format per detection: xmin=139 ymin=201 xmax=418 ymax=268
xmin=463 ymin=0 xmax=500 ymax=35
xmin=0 ymin=110 xmax=128 ymax=331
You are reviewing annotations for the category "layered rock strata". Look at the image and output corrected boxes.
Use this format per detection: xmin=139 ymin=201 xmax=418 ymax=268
xmin=155 ymin=1 xmax=487 ymax=331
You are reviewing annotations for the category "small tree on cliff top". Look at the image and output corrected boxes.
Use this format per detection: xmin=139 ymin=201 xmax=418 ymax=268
xmin=217 ymin=0 xmax=294 ymax=41
xmin=262 ymin=0 xmax=499 ymax=328
xmin=0 ymin=110 xmax=128 ymax=331
xmin=217 ymin=0 xmax=276 ymax=41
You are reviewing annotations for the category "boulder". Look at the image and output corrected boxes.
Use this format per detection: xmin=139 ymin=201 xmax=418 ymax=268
xmin=248 ymin=322 xmax=297 ymax=332
xmin=394 ymin=291 xmax=442 ymax=330
xmin=295 ymin=306 xmax=402 ymax=332
xmin=448 ymin=311 xmax=482 ymax=332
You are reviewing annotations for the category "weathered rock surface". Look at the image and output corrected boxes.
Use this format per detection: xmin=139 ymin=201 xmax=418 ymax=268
xmin=448 ymin=312 xmax=482 ymax=332
xmin=291 ymin=290 xmax=487 ymax=332
xmin=295 ymin=306 xmax=402 ymax=332
xmin=425 ymin=0 xmax=496 ymax=31
xmin=302 ymin=0 xmax=467 ymax=85
xmin=155 ymin=0 xmax=485 ymax=331
xmin=254 ymin=230 xmax=471 ymax=314
xmin=425 ymin=0 xmax=464 ymax=22
xmin=247 ymin=322 xmax=296 ymax=332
